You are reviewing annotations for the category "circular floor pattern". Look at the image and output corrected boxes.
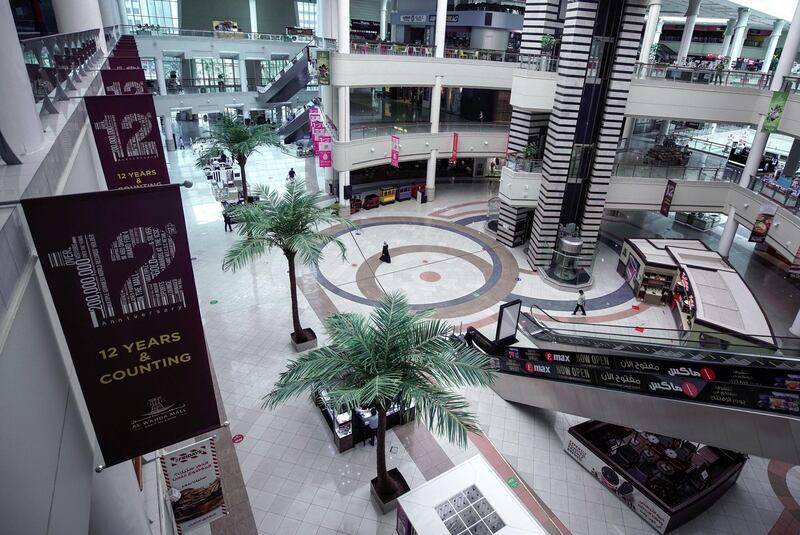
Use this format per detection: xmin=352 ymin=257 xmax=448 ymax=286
xmin=420 ymin=271 xmax=442 ymax=282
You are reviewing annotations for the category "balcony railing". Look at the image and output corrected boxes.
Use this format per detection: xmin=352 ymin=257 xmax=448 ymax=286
xmin=782 ymin=76 xmax=800 ymax=94
xmin=748 ymin=175 xmax=800 ymax=216
xmin=349 ymin=121 xmax=509 ymax=140
xmin=634 ymin=62 xmax=773 ymax=89
xmin=612 ymin=163 xmax=741 ymax=182
xmin=118 ymin=24 xmax=336 ymax=48
xmin=504 ymin=152 xmax=543 ymax=172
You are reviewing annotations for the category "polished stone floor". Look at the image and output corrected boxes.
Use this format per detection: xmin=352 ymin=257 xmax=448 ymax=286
xmin=165 ymin=145 xmax=800 ymax=535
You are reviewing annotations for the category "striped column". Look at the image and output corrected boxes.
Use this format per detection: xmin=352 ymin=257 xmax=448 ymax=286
xmin=497 ymin=202 xmax=533 ymax=247
xmin=508 ymin=108 xmax=550 ymax=153
xmin=520 ymin=0 xmax=563 ymax=55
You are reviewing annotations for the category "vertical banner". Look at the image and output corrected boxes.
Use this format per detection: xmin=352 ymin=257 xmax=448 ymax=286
xmin=390 ymin=135 xmax=400 ymax=168
xmin=85 ymin=94 xmax=170 ymax=189
xmin=100 ymin=68 xmax=147 ymax=95
xmin=161 ymin=437 xmax=227 ymax=534
xmin=310 ymin=120 xmax=324 ymax=152
xmin=749 ymin=203 xmax=778 ymax=243
xmin=763 ymin=91 xmax=789 ymax=133
xmin=107 ymin=56 xmax=142 ymax=69
xmin=318 ymin=135 xmax=332 ymax=168
xmin=659 ymin=179 xmax=677 ymax=217
xmin=308 ymin=106 xmax=321 ymax=122
xmin=21 ymin=186 xmax=221 ymax=466
xmin=316 ymin=50 xmax=331 ymax=85
xmin=451 ymin=132 xmax=459 ymax=163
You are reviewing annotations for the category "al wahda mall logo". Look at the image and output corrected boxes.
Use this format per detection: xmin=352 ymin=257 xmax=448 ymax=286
xmin=131 ymin=395 xmax=187 ymax=431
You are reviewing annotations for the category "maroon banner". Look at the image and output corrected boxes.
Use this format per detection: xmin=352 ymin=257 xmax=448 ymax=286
xmin=112 ymin=49 xmax=141 ymax=58
xmin=451 ymin=132 xmax=459 ymax=163
xmin=21 ymin=186 xmax=221 ymax=467
xmin=85 ymin=94 xmax=170 ymax=189
xmin=108 ymin=56 xmax=142 ymax=69
xmin=659 ymin=179 xmax=676 ymax=217
xmin=101 ymin=68 xmax=148 ymax=95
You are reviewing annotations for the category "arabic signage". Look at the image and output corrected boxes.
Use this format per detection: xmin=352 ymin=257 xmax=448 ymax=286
xmin=318 ymin=135 xmax=332 ymax=168
xmin=100 ymin=68 xmax=147 ymax=95
xmin=659 ymin=179 xmax=676 ymax=217
xmin=451 ymin=132 xmax=459 ymax=163
xmin=85 ymin=94 xmax=171 ymax=189
xmin=391 ymin=135 xmax=401 ymax=168
xmin=21 ymin=186 xmax=221 ymax=466
xmin=107 ymin=56 xmax=142 ymax=69
xmin=316 ymin=50 xmax=330 ymax=85
xmin=161 ymin=437 xmax=227 ymax=534
xmin=399 ymin=14 xmax=427 ymax=23
xmin=762 ymin=91 xmax=789 ymax=134
xmin=748 ymin=203 xmax=778 ymax=243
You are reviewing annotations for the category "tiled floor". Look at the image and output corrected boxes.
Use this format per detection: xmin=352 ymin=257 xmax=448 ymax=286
xmin=165 ymin=145 xmax=799 ymax=535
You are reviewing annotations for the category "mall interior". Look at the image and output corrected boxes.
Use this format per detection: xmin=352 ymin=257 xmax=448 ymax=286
xmin=6 ymin=0 xmax=800 ymax=533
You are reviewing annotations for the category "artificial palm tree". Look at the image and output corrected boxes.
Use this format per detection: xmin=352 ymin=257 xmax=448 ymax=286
xmin=263 ymin=292 xmax=495 ymax=505
xmin=196 ymin=114 xmax=280 ymax=203
xmin=222 ymin=181 xmax=353 ymax=348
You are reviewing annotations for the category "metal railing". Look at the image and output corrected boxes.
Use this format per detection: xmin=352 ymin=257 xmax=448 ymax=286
xmin=782 ymin=75 xmax=800 ymax=94
xmin=504 ymin=152 xmax=543 ymax=172
xmin=748 ymin=175 xmax=800 ymax=216
xmin=155 ymin=78 xmax=243 ymax=95
xmin=634 ymin=62 xmax=773 ymax=89
xmin=349 ymin=121 xmax=509 ymax=140
xmin=612 ymin=162 xmax=741 ymax=182
xmin=118 ymin=24 xmax=336 ymax=48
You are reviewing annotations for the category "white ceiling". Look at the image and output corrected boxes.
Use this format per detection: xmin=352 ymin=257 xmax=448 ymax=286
xmin=659 ymin=0 xmax=792 ymax=29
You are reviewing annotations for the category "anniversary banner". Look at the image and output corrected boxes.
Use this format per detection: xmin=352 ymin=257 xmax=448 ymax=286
xmin=85 ymin=94 xmax=170 ymax=189
xmin=100 ymin=68 xmax=147 ymax=95
xmin=21 ymin=186 xmax=220 ymax=466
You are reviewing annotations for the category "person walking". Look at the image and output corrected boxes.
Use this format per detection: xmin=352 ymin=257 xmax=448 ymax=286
xmin=223 ymin=210 xmax=233 ymax=232
xmin=287 ymin=167 xmax=296 ymax=181
xmin=573 ymin=290 xmax=586 ymax=316
xmin=380 ymin=242 xmax=391 ymax=263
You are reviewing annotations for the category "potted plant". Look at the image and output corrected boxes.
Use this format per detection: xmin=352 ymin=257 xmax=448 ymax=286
xmin=263 ymin=292 xmax=495 ymax=511
xmin=540 ymin=33 xmax=556 ymax=55
xmin=524 ymin=142 xmax=539 ymax=160
xmin=223 ymin=181 xmax=354 ymax=350
xmin=196 ymin=114 xmax=280 ymax=204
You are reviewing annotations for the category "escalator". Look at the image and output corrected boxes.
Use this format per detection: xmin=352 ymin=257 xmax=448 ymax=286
xmin=277 ymin=106 xmax=310 ymax=144
xmin=256 ymin=47 xmax=312 ymax=105
xmin=464 ymin=309 xmax=800 ymax=464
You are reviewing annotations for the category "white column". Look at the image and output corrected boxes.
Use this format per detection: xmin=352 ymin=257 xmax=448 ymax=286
xmin=785 ymin=138 xmax=800 ymax=176
xmin=425 ymin=153 xmax=438 ymax=201
xmin=659 ymin=120 xmax=670 ymax=137
xmin=426 ymin=76 xmax=444 ymax=201
xmin=338 ymin=0 xmax=350 ymax=54
xmin=0 ymin=0 xmax=44 ymax=155
xmin=434 ymin=0 xmax=447 ymax=57
xmin=621 ymin=117 xmax=635 ymax=148
xmin=653 ymin=19 xmax=664 ymax=46
xmin=717 ymin=206 xmax=738 ymax=257
xmin=380 ymin=0 xmax=389 ymax=40
xmin=155 ymin=58 xmax=167 ymax=95
xmin=638 ymin=0 xmax=662 ymax=64
xmin=720 ymin=19 xmax=735 ymax=58
xmin=791 ymin=309 xmax=800 ymax=337
xmin=97 ymin=0 xmax=118 ymax=28
xmin=338 ymin=85 xmax=350 ymax=206
xmin=727 ymin=8 xmax=750 ymax=69
xmin=117 ymin=0 xmax=128 ymax=26
xmin=162 ymin=115 xmax=176 ymax=151
xmin=249 ymin=0 xmax=258 ymax=33
xmin=239 ymin=58 xmax=248 ymax=92
xmin=52 ymin=0 xmax=107 ymax=52
xmin=677 ymin=0 xmax=701 ymax=64
xmin=740 ymin=116 xmax=767 ymax=186
xmin=762 ymin=20 xmax=786 ymax=73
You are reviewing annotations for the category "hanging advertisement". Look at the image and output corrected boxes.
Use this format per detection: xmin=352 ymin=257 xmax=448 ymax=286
xmin=21 ymin=186 xmax=221 ymax=467
xmin=391 ymin=135 xmax=400 ymax=168
xmin=85 ymin=94 xmax=170 ymax=189
xmin=100 ymin=68 xmax=147 ymax=95
xmin=161 ymin=437 xmax=227 ymax=534
xmin=316 ymin=50 xmax=331 ymax=85
xmin=107 ymin=56 xmax=142 ymax=69
xmin=311 ymin=123 xmax=326 ymax=152
xmin=318 ymin=135 xmax=332 ymax=168
xmin=308 ymin=106 xmax=321 ymax=122
xmin=748 ymin=203 xmax=778 ymax=243
xmin=762 ymin=91 xmax=789 ymax=133
xmin=451 ymin=132 xmax=459 ymax=163
xmin=659 ymin=179 xmax=677 ymax=217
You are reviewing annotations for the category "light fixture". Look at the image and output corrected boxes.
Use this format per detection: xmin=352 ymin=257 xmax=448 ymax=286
xmin=743 ymin=203 xmax=750 ymax=208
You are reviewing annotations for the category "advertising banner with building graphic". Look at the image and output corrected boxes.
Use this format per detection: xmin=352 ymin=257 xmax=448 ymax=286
xmin=21 ymin=186 xmax=220 ymax=467
xmin=391 ymin=135 xmax=400 ymax=168
xmin=85 ymin=94 xmax=170 ymax=189
xmin=318 ymin=135 xmax=332 ymax=168
xmin=316 ymin=50 xmax=331 ymax=85
xmin=748 ymin=203 xmax=778 ymax=243
xmin=161 ymin=437 xmax=227 ymax=534
xmin=762 ymin=91 xmax=789 ymax=133
xmin=100 ymin=68 xmax=147 ymax=95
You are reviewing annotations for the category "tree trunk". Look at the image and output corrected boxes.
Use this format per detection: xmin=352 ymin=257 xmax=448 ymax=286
xmin=238 ymin=154 xmax=249 ymax=203
xmin=284 ymin=250 xmax=308 ymax=342
xmin=375 ymin=404 xmax=393 ymax=496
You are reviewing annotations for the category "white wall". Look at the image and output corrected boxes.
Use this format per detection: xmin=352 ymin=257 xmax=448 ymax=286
xmin=133 ymin=34 xmax=305 ymax=60
xmin=470 ymin=27 xmax=509 ymax=51
xmin=509 ymin=69 xmax=557 ymax=111
xmin=498 ymin=166 xmax=541 ymax=207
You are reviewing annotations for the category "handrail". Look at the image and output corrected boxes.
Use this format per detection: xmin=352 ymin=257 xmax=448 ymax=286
xmin=634 ymin=62 xmax=773 ymax=89
xmin=349 ymin=121 xmax=510 ymax=140
xmin=611 ymin=162 xmax=739 ymax=182
xmin=505 ymin=152 xmax=543 ymax=172
xmin=117 ymin=24 xmax=336 ymax=48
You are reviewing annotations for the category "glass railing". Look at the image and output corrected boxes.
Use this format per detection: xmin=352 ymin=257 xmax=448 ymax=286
xmin=155 ymin=78 xmax=243 ymax=95
xmin=504 ymin=152 xmax=543 ymax=172
xmin=748 ymin=175 xmax=800 ymax=216
xmin=349 ymin=121 xmax=509 ymax=140
xmin=612 ymin=163 xmax=741 ymax=182
xmin=782 ymin=75 xmax=800 ymax=94
xmin=634 ymin=62 xmax=773 ymax=89
xmin=118 ymin=24 xmax=336 ymax=48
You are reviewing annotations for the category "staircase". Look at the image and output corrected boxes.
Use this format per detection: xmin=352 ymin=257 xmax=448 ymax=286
xmin=256 ymin=47 xmax=313 ymax=105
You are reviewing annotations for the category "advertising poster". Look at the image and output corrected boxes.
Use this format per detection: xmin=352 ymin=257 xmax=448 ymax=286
xmin=318 ymin=135 xmax=332 ymax=168
xmin=309 ymin=106 xmax=321 ymax=122
xmin=316 ymin=50 xmax=331 ymax=85
xmin=100 ymin=68 xmax=147 ymax=95
xmin=390 ymin=135 xmax=400 ymax=168
xmin=748 ymin=203 xmax=778 ymax=243
xmin=21 ymin=186 xmax=221 ymax=467
xmin=659 ymin=179 xmax=677 ymax=217
xmin=108 ymin=56 xmax=142 ymax=69
xmin=161 ymin=438 xmax=227 ymax=534
xmin=85 ymin=94 xmax=170 ymax=189
xmin=451 ymin=132 xmax=459 ymax=163
xmin=762 ymin=91 xmax=789 ymax=134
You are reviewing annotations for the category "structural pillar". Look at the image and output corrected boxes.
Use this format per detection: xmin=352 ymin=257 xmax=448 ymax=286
xmin=379 ymin=0 xmax=390 ymax=41
xmin=426 ymin=75 xmax=443 ymax=201
xmin=338 ymin=0 xmax=350 ymax=54
xmin=653 ymin=19 xmax=665 ymax=46
xmin=52 ymin=0 xmax=107 ymax=52
xmin=249 ymin=0 xmax=258 ymax=33
xmin=239 ymin=58 xmax=248 ymax=92
xmin=720 ymin=19 xmax=735 ymax=58
xmin=434 ymin=0 xmax=447 ymax=57
xmin=0 ymin=0 xmax=44 ymax=156
xmin=677 ymin=0 xmax=701 ymax=64
xmin=659 ymin=120 xmax=671 ymax=137
xmin=727 ymin=8 xmax=751 ymax=69
xmin=155 ymin=57 xmax=167 ymax=95
xmin=785 ymin=138 xmax=800 ymax=177
xmin=717 ymin=206 xmax=739 ymax=257
xmin=337 ymin=86 xmax=350 ymax=206
xmin=761 ymin=20 xmax=786 ymax=73
xmin=638 ymin=0 xmax=663 ymax=64
xmin=791 ymin=309 xmax=800 ymax=337
xmin=162 ymin=115 xmax=176 ymax=151
xmin=620 ymin=117 xmax=636 ymax=148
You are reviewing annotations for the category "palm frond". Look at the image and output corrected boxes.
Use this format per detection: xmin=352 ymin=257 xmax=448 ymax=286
xmin=403 ymin=378 xmax=483 ymax=448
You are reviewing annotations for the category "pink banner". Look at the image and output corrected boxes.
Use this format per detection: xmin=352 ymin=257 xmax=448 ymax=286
xmin=309 ymin=106 xmax=321 ymax=122
xmin=451 ymin=132 xmax=459 ymax=162
xmin=391 ymin=135 xmax=400 ymax=168
xmin=318 ymin=135 xmax=332 ymax=168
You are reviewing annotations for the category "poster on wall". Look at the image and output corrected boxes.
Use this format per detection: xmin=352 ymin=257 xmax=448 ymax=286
xmin=107 ymin=56 xmax=142 ymax=69
xmin=762 ymin=91 xmax=789 ymax=133
xmin=391 ymin=135 xmax=400 ymax=168
xmin=161 ymin=437 xmax=227 ymax=534
xmin=100 ymin=68 xmax=147 ymax=95
xmin=21 ymin=186 xmax=221 ymax=467
xmin=316 ymin=50 xmax=331 ymax=85
xmin=659 ymin=179 xmax=677 ymax=217
xmin=748 ymin=203 xmax=778 ymax=243
xmin=318 ymin=135 xmax=332 ymax=168
xmin=85 ymin=94 xmax=170 ymax=189
xmin=212 ymin=20 xmax=239 ymax=32
xmin=451 ymin=132 xmax=459 ymax=163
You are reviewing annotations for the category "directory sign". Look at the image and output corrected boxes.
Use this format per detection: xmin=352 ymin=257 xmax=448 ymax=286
xmin=100 ymin=68 xmax=147 ymax=95
xmin=85 ymin=94 xmax=170 ymax=189
xmin=21 ymin=186 xmax=221 ymax=467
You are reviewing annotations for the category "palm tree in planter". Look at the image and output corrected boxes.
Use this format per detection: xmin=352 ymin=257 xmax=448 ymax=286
xmin=196 ymin=114 xmax=280 ymax=203
xmin=263 ymin=292 xmax=495 ymax=511
xmin=222 ymin=181 xmax=354 ymax=350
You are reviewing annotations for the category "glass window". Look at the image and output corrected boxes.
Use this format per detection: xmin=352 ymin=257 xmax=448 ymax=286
xmin=125 ymin=0 xmax=178 ymax=27
xmin=295 ymin=1 xmax=317 ymax=29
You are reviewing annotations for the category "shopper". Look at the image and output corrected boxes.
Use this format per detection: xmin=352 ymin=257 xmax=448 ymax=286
xmin=287 ymin=167 xmax=296 ymax=181
xmin=380 ymin=242 xmax=391 ymax=263
xmin=713 ymin=60 xmax=725 ymax=85
xmin=572 ymin=290 xmax=586 ymax=316
xmin=179 ymin=137 xmax=185 ymax=150
xmin=223 ymin=210 xmax=233 ymax=232
xmin=362 ymin=408 xmax=379 ymax=446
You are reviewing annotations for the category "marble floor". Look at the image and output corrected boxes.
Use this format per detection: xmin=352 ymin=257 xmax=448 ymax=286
xmin=164 ymin=145 xmax=800 ymax=535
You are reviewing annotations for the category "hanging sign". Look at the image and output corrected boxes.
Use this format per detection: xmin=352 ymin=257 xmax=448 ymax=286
xmin=318 ymin=135 xmax=332 ymax=168
xmin=311 ymin=122 xmax=326 ymax=152
xmin=748 ymin=203 xmax=778 ymax=243
xmin=308 ymin=106 xmax=321 ymax=122
xmin=391 ymin=135 xmax=400 ymax=168
xmin=161 ymin=437 xmax=227 ymax=534
xmin=316 ymin=50 xmax=331 ymax=85
xmin=85 ymin=94 xmax=170 ymax=189
xmin=21 ymin=186 xmax=221 ymax=467
xmin=451 ymin=132 xmax=459 ymax=163
xmin=763 ymin=91 xmax=789 ymax=133
xmin=100 ymin=68 xmax=147 ymax=95
xmin=659 ymin=179 xmax=677 ymax=217
xmin=107 ymin=56 xmax=142 ymax=69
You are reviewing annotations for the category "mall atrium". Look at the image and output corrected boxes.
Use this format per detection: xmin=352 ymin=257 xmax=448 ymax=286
xmin=4 ymin=0 xmax=800 ymax=533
